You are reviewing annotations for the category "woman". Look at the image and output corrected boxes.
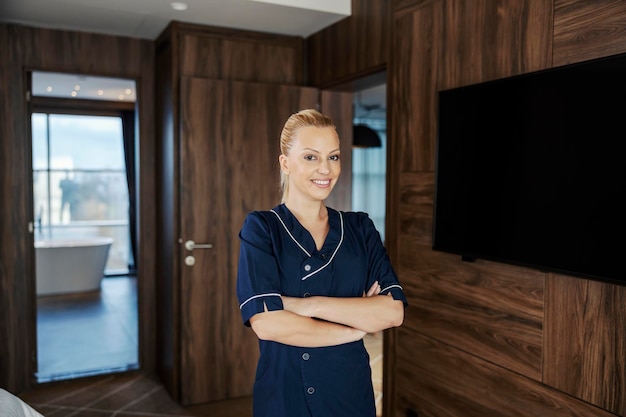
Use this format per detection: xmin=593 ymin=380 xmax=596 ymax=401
xmin=237 ymin=109 xmax=407 ymax=417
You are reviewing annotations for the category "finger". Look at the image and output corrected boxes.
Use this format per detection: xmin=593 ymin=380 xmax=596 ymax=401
xmin=366 ymin=281 xmax=379 ymax=297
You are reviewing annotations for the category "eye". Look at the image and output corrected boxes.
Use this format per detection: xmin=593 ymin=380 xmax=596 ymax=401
xmin=304 ymin=154 xmax=316 ymax=161
xmin=329 ymin=154 xmax=340 ymax=161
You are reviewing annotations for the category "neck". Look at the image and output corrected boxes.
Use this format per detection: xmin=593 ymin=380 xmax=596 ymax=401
xmin=284 ymin=199 xmax=327 ymax=222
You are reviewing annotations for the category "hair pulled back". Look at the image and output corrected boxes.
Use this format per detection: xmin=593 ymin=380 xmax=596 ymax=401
xmin=279 ymin=109 xmax=336 ymax=203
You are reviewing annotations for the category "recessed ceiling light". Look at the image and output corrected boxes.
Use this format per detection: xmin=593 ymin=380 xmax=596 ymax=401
xmin=170 ymin=2 xmax=188 ymax=11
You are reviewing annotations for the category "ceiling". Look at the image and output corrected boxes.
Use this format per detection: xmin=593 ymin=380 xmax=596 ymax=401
xmin=3 ymin=0 xmax=385 ymax=114
xmin=0 ymin=0 xmax=351 ymax=39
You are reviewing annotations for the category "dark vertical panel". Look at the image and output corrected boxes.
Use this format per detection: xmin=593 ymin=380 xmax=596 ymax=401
xmin=137 ymin=25 xmax=158 ymax=378
xmin=389 ymin=2 xmax=442 ymax=174
xmin=0 ymin=23 xmax=155 ymax=393
xmin=177 ymin=78 xmax=319 ymax=404
xmin=154 ymin=23 xmax=308 ymax=404
xmin=0 ymin=23 xmax=36 ymax=393
xmin=321 ymin=90 xmax=353 ymax=212
xmin=307 ymin=0 xmax=389 ymax=88
xmin=155 ymin=31 xmax=179 ymax=399
xmin=544 ymin=274 xmax=626 ymax=415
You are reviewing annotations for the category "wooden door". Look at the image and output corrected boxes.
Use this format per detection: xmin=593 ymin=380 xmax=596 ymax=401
xmin=177 ymin=77 xmax=319 ymax=405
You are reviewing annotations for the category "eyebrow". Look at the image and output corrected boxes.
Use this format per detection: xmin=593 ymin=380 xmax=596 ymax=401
xmin=301 ymin=147 xmax=341 ymax=153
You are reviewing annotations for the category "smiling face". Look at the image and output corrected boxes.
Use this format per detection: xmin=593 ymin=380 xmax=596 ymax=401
xmin=279 ymin=125 xmax=341 ymax=204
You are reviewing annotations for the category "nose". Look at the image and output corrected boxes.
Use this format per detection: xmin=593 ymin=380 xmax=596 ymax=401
xmin=317 ymin=159 xmax=331 ymax=174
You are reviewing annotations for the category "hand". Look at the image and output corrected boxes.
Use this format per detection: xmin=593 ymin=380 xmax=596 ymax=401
xmin=364 ymin=281 xmax=381 ymax=297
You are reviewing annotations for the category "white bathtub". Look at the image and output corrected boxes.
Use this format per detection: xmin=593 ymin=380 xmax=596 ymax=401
xmin=35 ymin=238 xmax=114 ymax=296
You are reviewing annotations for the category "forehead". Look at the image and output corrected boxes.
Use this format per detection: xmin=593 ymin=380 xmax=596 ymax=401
xmin=293 ymin=126 xmax=339 ymax=149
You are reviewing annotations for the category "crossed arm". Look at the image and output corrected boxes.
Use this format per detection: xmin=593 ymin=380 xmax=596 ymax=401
xmin=249 ymin=282 xmax=404 ymax=348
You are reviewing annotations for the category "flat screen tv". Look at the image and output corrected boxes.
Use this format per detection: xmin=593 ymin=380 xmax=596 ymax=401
xmin=433 ymin=52 xmax=626 ymax=286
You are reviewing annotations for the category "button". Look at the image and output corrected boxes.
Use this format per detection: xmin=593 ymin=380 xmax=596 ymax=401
xmin=320 ymin=253 xmax=327 ymax=259
xmin=303 ymin=292 xmax=310 ymax=297
xmin=304 ymin=264 xmax=311 ymax=271
xmin=302 ymin=353 xmax=310 ymax=360
xmin=307 ymin=387 xmax=315 ymax=394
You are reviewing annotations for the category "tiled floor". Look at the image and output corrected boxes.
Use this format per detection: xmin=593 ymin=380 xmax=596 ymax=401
xmin=20 ymin=372 xmax=254 ymax=417
xmin=26 ymin=276 xmax=383 ymax=416
xmin=36 ymin=276 xmax=139 ymax=382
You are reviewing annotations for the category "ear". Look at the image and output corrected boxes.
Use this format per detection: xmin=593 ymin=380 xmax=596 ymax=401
xmin=279 ymin=154 xmax=289 ymax=174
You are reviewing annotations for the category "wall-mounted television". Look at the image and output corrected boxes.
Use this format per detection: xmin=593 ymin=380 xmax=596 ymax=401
xmin=433 ymin=52 xmax=626 ymax=286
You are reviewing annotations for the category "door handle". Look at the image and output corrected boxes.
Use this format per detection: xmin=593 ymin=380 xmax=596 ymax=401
xmin=185 ymin=240 xmax=214 ymax=251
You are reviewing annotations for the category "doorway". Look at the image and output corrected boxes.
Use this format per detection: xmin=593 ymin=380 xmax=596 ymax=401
xmin=30 ymin=71 xmax=139 ymax=382
xmin=353 ymin=81 xmax=387 ymax=417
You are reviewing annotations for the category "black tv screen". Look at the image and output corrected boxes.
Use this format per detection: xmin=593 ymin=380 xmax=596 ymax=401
xmin=433 ymin=53 xmax=626 ymax=286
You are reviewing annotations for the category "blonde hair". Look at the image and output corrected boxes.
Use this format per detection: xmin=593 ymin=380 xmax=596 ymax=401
xmin=279 ymin=109 xmax=336 ymax=203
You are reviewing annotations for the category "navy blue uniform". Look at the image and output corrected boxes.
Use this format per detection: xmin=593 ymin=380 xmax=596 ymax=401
xmin=237 ymin=204 xmax=407 ymax=417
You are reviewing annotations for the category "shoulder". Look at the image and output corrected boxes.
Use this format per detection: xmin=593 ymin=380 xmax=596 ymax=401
xmin=240 ymin=210 xmax=279 ymax=240
xmin=336 ymin=209 xmax=375 ymax=228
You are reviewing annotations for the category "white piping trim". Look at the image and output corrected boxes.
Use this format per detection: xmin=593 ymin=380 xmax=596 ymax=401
xmin=301 ymin=211 xmax=344 ymax=281
xmin=270 ymin=209 xmax=311 ymax=257
xmin=381 ymin=284 xmax=403 ymax=293
xmin=239 ymin=292 xmax=282 ymax=310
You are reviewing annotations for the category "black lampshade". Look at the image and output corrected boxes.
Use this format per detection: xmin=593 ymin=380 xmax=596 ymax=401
xmin=353 ymin=124 xmax=382 ymax=148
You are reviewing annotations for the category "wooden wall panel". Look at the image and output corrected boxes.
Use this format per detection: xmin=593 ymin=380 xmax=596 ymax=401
xmin=154 ymin=22 xmax=312 ymax=403
xmin=389 ymin=2 xmax=442 ymax=174
xmin=0 ymin=23 xmax=36 ymax=393
xmin=395 ymin=328 xmax=618 ymax=417
xmin=383 ymin=0 xmax=626 ymax=415
xmin=177 ymin=23 xmax=304 ymax=84
xmin=544 ymin=274 xmax=626 ymax=415
xmin=553 ymin=0 xmax=626 ymax=66
xmin=399 ymin=244 xmax=544 ymax=381
xmin=438 ymin=0 xmax=553 ymax=91
xmin=307 ymin=0 xmax=389 ymax=88
xmin=321 ymin=90 xmax=353 ymax=212
xmin=0 ymin=23 xmax=156 ymax=392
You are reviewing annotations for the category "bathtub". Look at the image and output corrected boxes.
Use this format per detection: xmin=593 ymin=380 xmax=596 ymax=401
xmin=35 ymin=237 xmax=114 ymax=296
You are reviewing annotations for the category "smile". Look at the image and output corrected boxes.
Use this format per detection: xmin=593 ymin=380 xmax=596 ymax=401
xmin=312 ymin=179 xmax=331 ymax=186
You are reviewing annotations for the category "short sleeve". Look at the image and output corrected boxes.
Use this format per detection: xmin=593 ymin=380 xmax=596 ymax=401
xmin=237 ymin=212 xmax=284 ymax=326
xmin=361 ymin=213 xmax=408 ymax=307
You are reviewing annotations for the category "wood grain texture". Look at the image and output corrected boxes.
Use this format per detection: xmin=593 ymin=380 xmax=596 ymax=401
xmin=382 ymin=0 xmax=626 ymax=415
xmin=399 ymin=239 xmax=544 ymax=380
xmin=397 ymin=170 xmax=544 ymax=382
xmin=177 ymin=77 xmax=320 ymax=404
xmin=399 ymin=172 xmax=435 ymax=246
xmin=438 ymin=0 xmax=553 ymax=90
xmin=179 ymin=29 xmax=304 ymax=84
xmin=554 ymin=0 xmax=626 ymax=66
xmin=321 ymin=90 xmax=353 ymax=212
xmin=389 ymin=2 xmax=442 ymax=173
xmin=394 ymin=328 xmax=618 ymax=417
xmin=544 ymin=274 xmax=626 ymax=415
xmin=0 ymin=23 xmax=36 ymax=394
xmin=155 ymin=23 xmax=310 ymax=403
xmin=0 ymin=23 xmax=155 ymax=393
xmin=307 ymin=0 xmax=389 ymax=88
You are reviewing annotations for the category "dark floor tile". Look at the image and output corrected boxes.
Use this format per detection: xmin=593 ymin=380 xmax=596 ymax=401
xmin=123 ymin=387 xmax=253 ymax=416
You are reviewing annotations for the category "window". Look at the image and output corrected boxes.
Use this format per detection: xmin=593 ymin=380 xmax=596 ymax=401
xmin=32 ymin=113 xmax=132 ymax=274
xmin=352 ymin=117 xmax=387 ymax=242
